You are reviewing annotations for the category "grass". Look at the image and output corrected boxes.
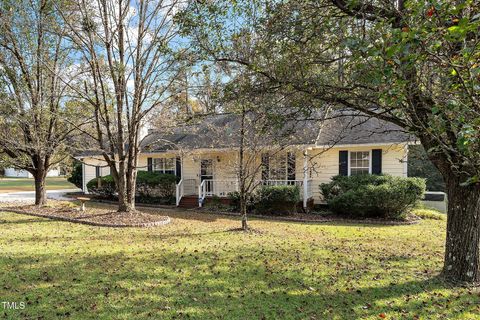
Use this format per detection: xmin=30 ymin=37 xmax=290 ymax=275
xmin=0 ymin=177 xmax=76 ymax=193
xmin=413 ymin=208 xmax=446 ymax=221
xmin=0 ymin=204 xmax=479 ymax=319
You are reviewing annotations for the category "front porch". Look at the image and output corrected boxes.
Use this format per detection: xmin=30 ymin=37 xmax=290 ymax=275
xmin=176 ymin=178 xmax=314 ymax=209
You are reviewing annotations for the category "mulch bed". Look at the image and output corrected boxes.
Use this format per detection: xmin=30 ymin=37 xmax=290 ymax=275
xmin=198 ymin=208 xmax=420 ymax=225
xmin=79 ymin=198 xmax=419 ymax=225
xmin=0 ymin=203 xmax=171 ymax=228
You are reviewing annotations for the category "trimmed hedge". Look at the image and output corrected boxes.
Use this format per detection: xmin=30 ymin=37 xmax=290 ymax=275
xmin=254 ymin=185 xmax=301 ymax=215
xmin=87 ymin=171 xmax=179 ymax=204
xmin=227 ymin=191 xmax=256 ymax=212
xmin=135 ymin=171 xmax=178 ymax=204
xmin=87 ymin=175 xmax=116 ymax=197
xmin=320 ymin=174 xmax=426 ymax=220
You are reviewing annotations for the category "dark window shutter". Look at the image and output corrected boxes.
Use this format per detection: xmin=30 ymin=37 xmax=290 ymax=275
xmin=95 ymin=166 xmax=100 ymax=178
xmin=372 ymin=149 xmax=382 ymax=174
xmin=287 ymin=152 xmax=296 ymax=180
xmin=339 ymin=151 xmax=348 ymax=176
xmin=261 ymin=153 xmax=269 ymax=180
xmin=147 ymin=158 xmax=153 ymax=172
xmin=175 ymin=157 xmax=182 ymax=178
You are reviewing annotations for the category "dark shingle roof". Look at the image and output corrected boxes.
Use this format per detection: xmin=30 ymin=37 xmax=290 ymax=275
xmin=315 ymin=114 xmax=412 ymax=146
xmin=140 ymin=112 xmax=414 ymax=152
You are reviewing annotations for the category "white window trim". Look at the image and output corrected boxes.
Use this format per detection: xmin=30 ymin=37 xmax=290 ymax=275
xmin=200 ymin=158 xmax=215 ymax=179
xmin=152 ymin=157 xmax=175 ymax=174
xmin=348 ymin=150 xmax=372 ymax=176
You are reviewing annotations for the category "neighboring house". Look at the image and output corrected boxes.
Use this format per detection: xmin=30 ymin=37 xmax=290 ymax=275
xmin=78 ymin=113 xmax=415 ymax=208
xmin=4 ymin=167 xmax=62 ymax=178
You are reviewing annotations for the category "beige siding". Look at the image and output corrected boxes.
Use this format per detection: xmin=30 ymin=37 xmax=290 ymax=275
xmin=80 ymin=143 xmax=408 ymax=201
xmin=307 ymin=144 xmax=407 ymax=201
xmin=83 ymin=157 xmax=110 ymax=187
xmin=137 ymin=153 xmax=177 ymax=172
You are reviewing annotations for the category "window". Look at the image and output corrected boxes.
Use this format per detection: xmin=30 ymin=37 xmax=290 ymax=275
xmin=269 ymin=154 xmax=287 ymax=180
xmin=152 ymin=158 xmax=175 ymax=174
xmin=349 ymin=151 xmax=370 ymax=175
xmin=261 ymin=152 xmax=295 ymax=180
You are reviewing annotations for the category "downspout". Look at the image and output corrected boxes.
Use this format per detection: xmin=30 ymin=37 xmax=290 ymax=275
xmin=303 ymin=149 xmax=308 ymax=211
xmin=403 ymin=144 xmax=408 ymax=177
xmin=82 ymin=162 xmax=89 ymax=194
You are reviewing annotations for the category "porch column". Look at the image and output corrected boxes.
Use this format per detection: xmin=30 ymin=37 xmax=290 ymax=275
xmin=82 ymin=162 xmax=89 ymax=194
xmin=303 ymin=150 xmax=308 ymax=209
xmin=198 ymin=184 xmax=202 ymax=208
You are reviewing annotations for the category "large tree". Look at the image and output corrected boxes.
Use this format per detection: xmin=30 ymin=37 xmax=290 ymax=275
xmin=0 ymin=0 xmax=84 ymax=206
xmin=60 ymin=0 xmax=188 ymax=212
xmin=180 ymin=0 xmax=480 ymax=284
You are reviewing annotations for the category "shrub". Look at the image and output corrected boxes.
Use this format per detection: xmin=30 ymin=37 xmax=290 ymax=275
xmin=67 ymin=161 xmax=83 ymax=189
xmin=408 ymin=145 xmax=445 ymax=191
xmin=254 ymin=185 xmax=301 ymax=215
xmin=87 ymin=175 xmax=116 ymax=197
xmin=87 ymin=171 xmax=179 ymax=204
xmin=413 ymin=208 xmax=446 ymax=220
xmin=320 ymin=174 xmax=426 ymax=220
xmin=135 ymin=171 xmax=178 ymax=204
xmin=203 ymin=195 xmax=230 ymax=211
xmin=227 ymin=191 xmax=256 ymax=212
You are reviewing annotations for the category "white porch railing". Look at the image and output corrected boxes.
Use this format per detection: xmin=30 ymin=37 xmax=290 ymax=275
xmin=196 ymin=179 xmax=314 ymax=208
xmin=176 ymin=179 xmax=184 ymax=206
xmin=176 ymin=178 xmax=197 ymax=206
xmin=261 ymin=180 xmax=303 ymax=188
xmin=198 ymin=180 xmax=238 ymax=207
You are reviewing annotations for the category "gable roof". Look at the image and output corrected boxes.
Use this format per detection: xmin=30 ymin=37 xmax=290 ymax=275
xmin=140 ymin=112 xmax=414 ymax=153
xmin=315 ymin=114 xmax=412 ymax=146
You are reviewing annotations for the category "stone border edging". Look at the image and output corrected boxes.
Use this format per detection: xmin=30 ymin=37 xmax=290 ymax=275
xmin=86 ymin=199 xmax=419 ymax=226
xmin=0 ymin=208 xmax=171 ymax=228
xmin=83 ymin=198 xmax=176 ymax=209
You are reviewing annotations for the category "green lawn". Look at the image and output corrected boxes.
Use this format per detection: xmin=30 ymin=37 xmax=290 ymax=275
xmin=0 ymin=206 xmax=478 ymax=319
xmin=0 ymin=177 xmax=76 ymax=193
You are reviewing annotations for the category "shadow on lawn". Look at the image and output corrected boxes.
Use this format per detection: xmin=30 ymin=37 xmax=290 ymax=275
xmin=0 ymin=217 xmax=50 ymax=225
xmin=0 ymin=246 xmax=477 ymax=320
xmin=85 ymin=201 xmax=423 ymax=228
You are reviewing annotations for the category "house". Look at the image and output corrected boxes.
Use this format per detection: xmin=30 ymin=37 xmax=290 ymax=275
xmin=78 ymin=112 xmax=415 ymax=208
xmin=4 ymin=167 xmax=62 ymax=178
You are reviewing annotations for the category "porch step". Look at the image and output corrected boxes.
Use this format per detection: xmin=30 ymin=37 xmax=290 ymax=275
xmin=178 ymin=196 xmax=199 ymax=208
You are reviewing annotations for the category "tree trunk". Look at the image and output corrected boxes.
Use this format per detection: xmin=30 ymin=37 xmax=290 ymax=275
xmin=126 ymin=168 xmax=137 ymax=212
xmin=443 ymin=175 xmax=480 ymax=284
xmin=238 ymin=105 xmax=248 ymax=231
xmin=34 ymin=170 xmax=47 ymax=206
xmin=117 ymin=188 xmax=134 ymax=212
xmin=116 ymin=173 xmax=134 ymax=213
xmin=240 ymin=198 xmax=248 ymax=231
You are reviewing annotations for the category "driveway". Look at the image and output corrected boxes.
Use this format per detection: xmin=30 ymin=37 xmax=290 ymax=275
xmin=0 ymin=189 xmax=81 ymax=202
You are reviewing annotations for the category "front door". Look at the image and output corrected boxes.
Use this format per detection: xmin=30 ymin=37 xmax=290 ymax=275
xmin=200 ymin=159 xmax=214 ymax=195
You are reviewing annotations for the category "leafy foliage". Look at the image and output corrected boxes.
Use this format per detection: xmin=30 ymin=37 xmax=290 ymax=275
xmin=178 ymin=0 xmax=480 ymax=282
xmin=254 ymin=185 xmax=301 ymax=215
xmin=67 ymin=161 xmax=83 ymax=189
xmin=414 ymin=208 xmax=446 ymax=221
xmin=87 ymin=175 xmax=116 ymax=198
xmin=408 ymin=145 xmax=445 ymax=192
xmin=87 ymin=172 xmax=179 ymax=204
xmin=135 ymin=171 xmax=179 ymax=205
xmin=320 ymin=175 xmax=426 ymax=220
xmin=227 ymin=191 xmax=256 ymax=212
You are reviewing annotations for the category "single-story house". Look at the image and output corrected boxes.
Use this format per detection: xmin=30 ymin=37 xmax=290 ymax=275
xmin=4 ymin=167 xmax=62 ymax=178
xmin=78 ymin=112 xmax=415 ymax=208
